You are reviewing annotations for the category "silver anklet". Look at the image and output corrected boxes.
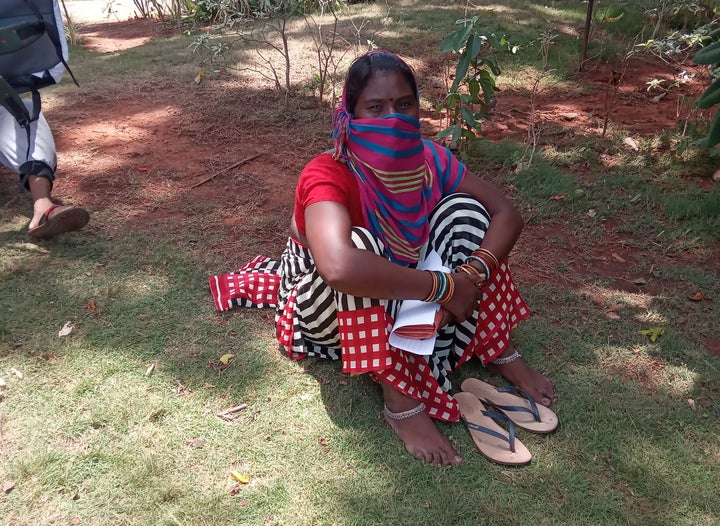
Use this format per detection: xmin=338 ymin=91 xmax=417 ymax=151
xmin=490 ymin=350 xmax=522 ymax=365
xmin=383 ymin=402 xmax=426 ymax=420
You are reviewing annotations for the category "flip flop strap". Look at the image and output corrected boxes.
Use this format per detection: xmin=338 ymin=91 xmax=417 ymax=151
xmin=39 ymin=204 xmax=61 ymax=226
xmin=492 ymin=385 xmax=542 ymax=422
xmin=462 ymin=410 xmax=517 ymax=453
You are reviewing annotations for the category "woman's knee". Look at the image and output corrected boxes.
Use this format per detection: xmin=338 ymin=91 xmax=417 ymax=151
xmin=350 ymin=226 xmax=387 ymax=256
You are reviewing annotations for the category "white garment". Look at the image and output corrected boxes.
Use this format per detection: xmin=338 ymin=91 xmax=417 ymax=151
xmin=0 ymin=100 xmax=57 ymax=173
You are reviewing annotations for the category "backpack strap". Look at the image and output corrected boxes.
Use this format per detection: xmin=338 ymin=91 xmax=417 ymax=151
xmin=0 ymin=76 xmax=32 ymax=128
xmin=1 ymin=75 xmax=43 ymax=191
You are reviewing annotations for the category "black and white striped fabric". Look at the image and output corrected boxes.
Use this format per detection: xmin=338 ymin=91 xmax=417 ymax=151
xmin=275 ymin=193 xmax=491 ymax=390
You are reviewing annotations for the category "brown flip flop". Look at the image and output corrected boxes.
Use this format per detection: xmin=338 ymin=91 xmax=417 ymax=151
xmin=461 ymin=378 xmax=558 ymax=434
xmin=29 ymin=205 xmax=89 ymax=240
xmin=455 ymin=391 xmax=532 ymax=466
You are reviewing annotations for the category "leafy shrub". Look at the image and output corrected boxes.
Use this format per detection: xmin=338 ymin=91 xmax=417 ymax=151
xmin=693 ymin=28 xmax=720 ymax=148
xmin=436 ymin=16 xmax=513 ymax=158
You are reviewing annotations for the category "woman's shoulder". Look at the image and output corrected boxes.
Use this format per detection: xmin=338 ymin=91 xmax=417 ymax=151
xmin=296 ymin=152 xmax=359 ymax=209
xmin=301 ymin=152 xmax=353 ymax=182
xmin=304 ymin=152 xmax=349 ymax=171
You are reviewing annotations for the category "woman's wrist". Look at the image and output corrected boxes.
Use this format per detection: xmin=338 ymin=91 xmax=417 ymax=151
xmin=421 ymin=270 xmax=455 ymax=304
xmin=468 ymin=247 xmax=500 ymax=282
xmin=458 ymin=263 xmax=486 ymax=287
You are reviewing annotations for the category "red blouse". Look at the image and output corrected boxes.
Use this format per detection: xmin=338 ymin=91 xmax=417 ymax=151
xmin=293 ymin=153 xmax=365 ymax=236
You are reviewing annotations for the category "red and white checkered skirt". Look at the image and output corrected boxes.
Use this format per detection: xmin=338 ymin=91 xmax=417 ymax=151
xmin=208 ymin=194 xmax=530 ymax=421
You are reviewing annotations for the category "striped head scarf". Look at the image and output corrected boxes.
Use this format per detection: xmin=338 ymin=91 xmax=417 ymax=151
xmin=332 ymin=52 xmax=434 ymax=264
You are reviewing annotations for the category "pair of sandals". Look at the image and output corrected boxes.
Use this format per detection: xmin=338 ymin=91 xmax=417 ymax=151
xmin=455 ymin=378 xmax=559 ymax=466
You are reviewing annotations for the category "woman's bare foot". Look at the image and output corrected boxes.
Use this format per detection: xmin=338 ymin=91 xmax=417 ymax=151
xmin=381 ymin=383 xmax=462 ymax=467
xmin=29 ymin=197 xmax=55 ymax=230
xmin=486 ymin=344 xmax=557 ymax=406
xmin=28 ymin=202 xmax=89 ymax=239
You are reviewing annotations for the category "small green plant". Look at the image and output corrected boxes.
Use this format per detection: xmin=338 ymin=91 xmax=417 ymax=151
xmin=188 ymin=32 xmax=230 ymax=68
xmin=436 ymin=16 xmax=512 ymax=159
xmin=60 ymin=0 xmax=83 ymax=46
xmin=186 ymin=0 xmax=248 ymax=25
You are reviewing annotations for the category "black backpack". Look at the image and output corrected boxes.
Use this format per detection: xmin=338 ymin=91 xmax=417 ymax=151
xmin=0 ymin=0 xmax=78 ymax=152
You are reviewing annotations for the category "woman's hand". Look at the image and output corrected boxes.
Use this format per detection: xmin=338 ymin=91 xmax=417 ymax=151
xmin=439 ymin=270 xmax=485 ymax=324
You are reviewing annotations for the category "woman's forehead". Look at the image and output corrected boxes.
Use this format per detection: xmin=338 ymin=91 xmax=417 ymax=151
xmin=360 ymin=69 xmax=414 ymax=99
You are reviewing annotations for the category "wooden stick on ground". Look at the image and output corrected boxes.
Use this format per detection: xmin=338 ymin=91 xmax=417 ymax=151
xmin=216 ymin=403 xmax=248 ymax=421
xmin=190 ymin=154 xmax=262 ymax=189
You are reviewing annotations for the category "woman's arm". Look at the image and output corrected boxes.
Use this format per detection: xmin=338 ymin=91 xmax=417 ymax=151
xmin=456 ymin=171 xmax=524 ymax=261
xmin=304 ymin=200 xmax=431 ymax=300
xmin=304 ymin=200 xmax=482 ymax=321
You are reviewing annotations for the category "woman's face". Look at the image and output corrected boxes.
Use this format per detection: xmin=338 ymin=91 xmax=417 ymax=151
xmin=353 ymin=69 xmax=419 ymax=120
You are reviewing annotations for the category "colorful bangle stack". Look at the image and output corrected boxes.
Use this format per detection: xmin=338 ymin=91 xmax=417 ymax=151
xmin=457 ymin=263 xmax=484 ymax=284
xmin=422 ymin=270 xmax=455 ymax=304
xmin=466 ymin=256 xmax=490 ymax=280
xmin=468 ymin=247 xmax=500 ymax=280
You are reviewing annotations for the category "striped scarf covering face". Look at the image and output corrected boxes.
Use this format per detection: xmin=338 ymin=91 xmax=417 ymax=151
xmin=333 ymin=109 xmax=433 ymax=264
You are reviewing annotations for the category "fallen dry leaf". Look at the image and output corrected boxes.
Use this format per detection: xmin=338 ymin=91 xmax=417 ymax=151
xmin=713 ymin=167 xmax=720 ymax=182
xmin=145 ymin=363 xmax=156 ymax=376
xmin=219 ymin=353 xmax=235 ymax=365
xmin=230 ymin=471 xmax=250 ymax=484
xmin=184 ymin=438 xmax=206 ymax=448
xmin=640 ymin=327 xmax=665 ymax=342
xmin=549 ymin=195 xmax=566 ymax=201
xmin=57 ymin=321 xmax=74 ymax=337
xmin=2 ymin=480 xmax=15 ymax=494
xmin=9 ymin=368 xmax=23 ymax=380
xmin=687 ymin=399 xmax=696 ymax=411
xmin=611 ymin=253 xmax=626 ymax=263
xmin=688 ymin=291 xmax=705 ymax=302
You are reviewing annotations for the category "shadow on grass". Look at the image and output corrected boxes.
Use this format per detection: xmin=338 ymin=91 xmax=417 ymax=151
xmin=1 ymin=5 xmax=719 ymax=523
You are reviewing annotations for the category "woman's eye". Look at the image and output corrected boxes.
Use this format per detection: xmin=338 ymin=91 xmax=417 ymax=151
xmin=369 ymin=105 xmax=382 ymax=112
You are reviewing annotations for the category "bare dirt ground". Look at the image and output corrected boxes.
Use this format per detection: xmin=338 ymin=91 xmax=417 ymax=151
xmin=17 ymin=10 xmax=720 ymax=357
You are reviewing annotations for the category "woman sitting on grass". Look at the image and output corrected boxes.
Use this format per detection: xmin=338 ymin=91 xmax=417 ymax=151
xmin=212 ymin=50 xmax=556 ymax=466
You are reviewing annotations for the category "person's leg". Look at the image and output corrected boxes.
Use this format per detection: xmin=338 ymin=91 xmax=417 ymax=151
xmin=23 ymin=160 xmax=89 ymax=238
xmin=381 ymin=382 xmax=462 ymax=466
xmin=0 ymin=103 xmax=88 ymax=237
xmin=485 ymin=343 xmax=557 ymax=406
xmin=341 ymin=228 xmax=461 ymax=466
xmin=427 ymin=193 xmax=557 ymax=406
xmin=27 ymin=170 xmax=55 ymax=229
xmin=277 ymin=229 xmax=462 ymax=466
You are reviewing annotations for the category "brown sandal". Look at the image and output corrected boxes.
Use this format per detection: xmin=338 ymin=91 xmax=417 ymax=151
xmin=29 ymin=205 xmax=89 ymax=239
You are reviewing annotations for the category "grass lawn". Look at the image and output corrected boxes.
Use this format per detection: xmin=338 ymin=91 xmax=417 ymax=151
xmin=1 ymin=1 xmax=719 ymax=525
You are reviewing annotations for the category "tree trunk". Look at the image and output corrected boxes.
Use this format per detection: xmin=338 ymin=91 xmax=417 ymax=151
xmin=579 ymin=0 xmax=595 ymax=72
